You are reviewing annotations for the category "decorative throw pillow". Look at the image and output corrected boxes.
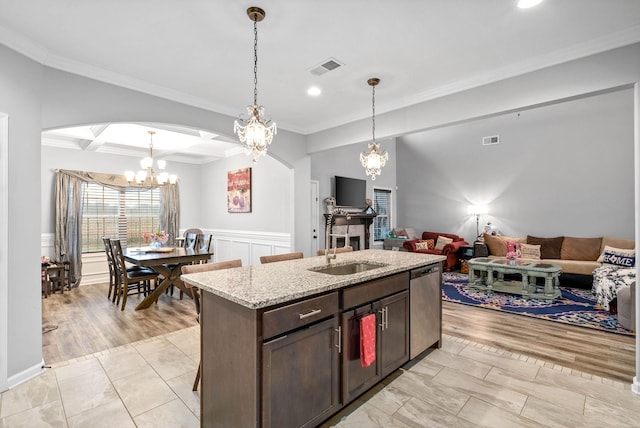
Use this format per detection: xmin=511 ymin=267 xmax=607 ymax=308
xmin=602 ymin=250 xmax=635 ymax=267
xmin=597 ymin=245 xmax=635 ymax=263
xmin=527 ymin=235 xmax=564 ymax=259
xmin=415 ymin=239 xmax=435 ymax=250
xmin=560 ymin=236 xmax=602 ymax=261
xmin=599 ymin=246 xmax=636 ymax=267
xmin=483 ymin=233 xmax=508 ymax=256
xmin=434 ymin=236 xmax=453 ymax=251
xmin=506 ymin=241 xmax=522 ymax=258
xmin=520 ymin=243 xmax=541 ymax=260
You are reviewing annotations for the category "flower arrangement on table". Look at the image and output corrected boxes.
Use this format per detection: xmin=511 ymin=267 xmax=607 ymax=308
xmin=143 ymin=230 xmax=169 ymax=248
xmin=505 ymin=250 xmax=519 ymax=265
xmin=505 ymin=251 xmax=518 ymax=260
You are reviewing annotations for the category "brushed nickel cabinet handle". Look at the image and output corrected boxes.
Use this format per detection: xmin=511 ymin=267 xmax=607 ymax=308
xmin=335 ymin=326 xmax=342 ymax=353
xmin=299 ymin=308 xmax=321 ymax=319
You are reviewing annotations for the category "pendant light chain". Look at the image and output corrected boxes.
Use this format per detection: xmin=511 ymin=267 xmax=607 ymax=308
xmin=253 ymin=19 xmax=259 ymax=106
xmin=234 ymin=6 xmax=277 ymax=162
xmin=360 ymin=77 xmax=388 ymax=180
xmin=371 ymin=84 xmax=376 ymax=142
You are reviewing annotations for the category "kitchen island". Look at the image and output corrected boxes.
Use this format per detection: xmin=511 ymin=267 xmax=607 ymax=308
xmin=182 ymin=249 xmax=444 ymax=428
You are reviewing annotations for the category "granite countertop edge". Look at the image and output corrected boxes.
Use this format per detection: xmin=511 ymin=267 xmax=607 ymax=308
xmin=182 ymin=250 xmax=445 ymax=310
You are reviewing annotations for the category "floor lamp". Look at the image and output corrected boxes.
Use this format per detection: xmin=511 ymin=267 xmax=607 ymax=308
xmin=467 ymin=204 xmax=488 ymax=240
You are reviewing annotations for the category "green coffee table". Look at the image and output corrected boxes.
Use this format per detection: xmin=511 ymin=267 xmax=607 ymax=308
xmin=467 ymin=257 xmax=562 ymax=302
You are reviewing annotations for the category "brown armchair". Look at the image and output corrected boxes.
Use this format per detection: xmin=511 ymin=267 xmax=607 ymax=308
xmin=403 ymin=231 xmax=468 ymax=271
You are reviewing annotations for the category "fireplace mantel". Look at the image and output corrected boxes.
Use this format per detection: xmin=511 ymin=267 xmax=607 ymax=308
xmin=324 ymin=212 xmax=377 ymax=250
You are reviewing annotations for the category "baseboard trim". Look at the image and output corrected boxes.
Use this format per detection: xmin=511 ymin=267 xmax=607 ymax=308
xmin=7 ymin=359 xmax=44 ymax=389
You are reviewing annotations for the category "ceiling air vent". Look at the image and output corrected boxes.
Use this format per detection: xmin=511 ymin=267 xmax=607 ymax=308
xmin=309 ymin=58 xmax=344 ymax=76
xmin=482 ymin=135 xmax=500 ymax=146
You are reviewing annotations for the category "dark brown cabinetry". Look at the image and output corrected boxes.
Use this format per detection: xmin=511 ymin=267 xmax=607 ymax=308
xmin=379 ymin=291 xmax=409 ymax=377
xmin=340 ymin=273 xmax=410 ymax=405
xmin=262 ymin=316 xmax=340 ymax=428
xmin=199 ymin=265 xmax=440 ymax=428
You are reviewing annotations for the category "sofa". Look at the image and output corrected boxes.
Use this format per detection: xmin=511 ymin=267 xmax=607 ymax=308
xmin=482 ymin=233 xmax=635 ymax=289
xmin=403 ymin=231 xmax=469 ymax=271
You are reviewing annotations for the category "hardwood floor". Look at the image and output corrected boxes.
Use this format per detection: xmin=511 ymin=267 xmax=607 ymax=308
xmin=42 ymin=282 xmax=635 ymax=384
xmin=443 ymin=300 xmax=636 ymax=383
xmin=42 ymin=282 xmax=198 ymax=365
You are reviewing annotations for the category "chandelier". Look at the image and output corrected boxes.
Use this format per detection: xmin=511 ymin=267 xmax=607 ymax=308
xmin=125 ymin=130 xmax=177 ymax=186
xmin=360 ymin=77 xmax=388 ymax=180
xmin=234 ymin=6 xmax=277 ymax=163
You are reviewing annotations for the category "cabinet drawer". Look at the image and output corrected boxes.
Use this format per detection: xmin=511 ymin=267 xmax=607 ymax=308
xmin=263 ymin=292 xmax=339 ymax=340
xmin=343 ymin=272 xmax=409 ymax=309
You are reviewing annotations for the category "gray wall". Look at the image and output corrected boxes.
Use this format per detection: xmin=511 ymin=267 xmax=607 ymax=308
xmin=397 ymin=89 xmax=635 ymax=243
xmin=199 ymin=152 xmax=293 ymax=234
xmin=310 ymin=138 xmax=397 ymax=246
xmin=0 ymin=44 xmax=43 ymax=382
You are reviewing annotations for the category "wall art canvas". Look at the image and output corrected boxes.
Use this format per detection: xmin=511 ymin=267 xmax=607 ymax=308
xmin=227 ymin=167 xmax=252 ymax=213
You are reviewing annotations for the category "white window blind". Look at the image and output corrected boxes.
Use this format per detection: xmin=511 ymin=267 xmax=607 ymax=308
xmin=373 ymin=188 xmax=391 ymax=241
xmin=82 ymin=183 xmax=160 ymax=252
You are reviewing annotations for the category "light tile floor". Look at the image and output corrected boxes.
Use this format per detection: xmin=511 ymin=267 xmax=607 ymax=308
xmin=1 ymin=327 xmax=638 ymax=427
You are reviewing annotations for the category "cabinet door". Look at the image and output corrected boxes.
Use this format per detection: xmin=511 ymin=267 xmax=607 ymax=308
xmin=340 ymin=304 xmax=381 ymax=405
xmin=262 ymin=316 xmax=340 ymax=428
xmin=379 ymin=290 xmax=409 ymax=377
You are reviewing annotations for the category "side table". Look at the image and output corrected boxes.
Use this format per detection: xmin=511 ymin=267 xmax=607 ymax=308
xmin=458 ymin=245 xmax=475 ymax=273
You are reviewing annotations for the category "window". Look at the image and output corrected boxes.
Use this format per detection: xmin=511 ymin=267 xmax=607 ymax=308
xmin=373 ymin=188 xmax=391 ymax=241
xmin=82 ymin=183 xmax=160 ymax=252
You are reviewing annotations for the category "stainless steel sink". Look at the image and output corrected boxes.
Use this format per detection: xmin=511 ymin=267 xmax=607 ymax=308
xmin=309 ymin=261 xmax=388 ymax=276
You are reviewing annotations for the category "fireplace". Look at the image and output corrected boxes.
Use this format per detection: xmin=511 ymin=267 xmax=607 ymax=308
xmin=324 ymin=212 xmax=376 ymax=250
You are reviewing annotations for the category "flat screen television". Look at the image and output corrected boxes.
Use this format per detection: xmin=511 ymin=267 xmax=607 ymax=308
xmin=335 ymin=175 xmax=366 ymax=207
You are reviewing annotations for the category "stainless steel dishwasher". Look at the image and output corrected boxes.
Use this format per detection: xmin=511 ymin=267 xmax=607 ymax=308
xmin=409 ymin=263 xmax=442 ymax=358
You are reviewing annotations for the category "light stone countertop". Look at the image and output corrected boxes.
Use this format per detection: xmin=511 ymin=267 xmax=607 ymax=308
xmin=181 ymin=249 xmax=445 ymax=309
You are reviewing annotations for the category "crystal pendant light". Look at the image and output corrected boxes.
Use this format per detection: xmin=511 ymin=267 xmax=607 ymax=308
xmin=360 ymin=78 xmax=388 ymax=180
xmin=125 ymin=130 xmax=177 ymax=186
xmin=233 ymin=6 xmax=277 ymax=163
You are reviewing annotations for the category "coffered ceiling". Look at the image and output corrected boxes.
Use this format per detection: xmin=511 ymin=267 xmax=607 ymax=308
xmin=2 ymin=1 xmax=640 ymax=162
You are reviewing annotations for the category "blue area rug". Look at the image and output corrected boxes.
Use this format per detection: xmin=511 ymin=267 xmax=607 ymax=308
xmin=443 ymin=272 xmax=634 ymax=337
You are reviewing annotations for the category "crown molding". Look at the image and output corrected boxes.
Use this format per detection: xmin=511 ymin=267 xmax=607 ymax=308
xmin=3 ymin=23 xmax=639 ymax=136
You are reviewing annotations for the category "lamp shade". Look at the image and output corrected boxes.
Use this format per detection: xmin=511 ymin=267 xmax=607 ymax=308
xmin=467 ymin=204 xmax=488 ymax=216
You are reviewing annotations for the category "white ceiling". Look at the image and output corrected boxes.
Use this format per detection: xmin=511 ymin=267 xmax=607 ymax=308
xmin=2 ymin=1 xmax=640 ymax=162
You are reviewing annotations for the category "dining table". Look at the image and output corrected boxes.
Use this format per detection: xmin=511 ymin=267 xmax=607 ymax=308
xmin=124 ymin=246 xmax=213 ymax=310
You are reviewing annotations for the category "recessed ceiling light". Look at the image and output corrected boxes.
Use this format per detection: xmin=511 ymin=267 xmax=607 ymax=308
xmin=518 ymin=0 xmax=543 ymax=8
xmin=307 ymin=86 xmax=322 ymax=96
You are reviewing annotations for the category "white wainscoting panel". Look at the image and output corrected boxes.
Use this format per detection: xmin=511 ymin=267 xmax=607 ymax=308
xmin=208 ymin=229 xmax=291 ymax=266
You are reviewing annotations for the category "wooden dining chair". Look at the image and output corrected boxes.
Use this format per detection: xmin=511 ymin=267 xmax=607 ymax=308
xmin=110 ymin=239 xmax=160 ymax=311
xmin=103 ymin=237 xmax=147 ymax=302
xmin=260 ymin=252 xmax=304 ymax=264
xmin=46 ymin=261 xmax=71 ymax=294
xmin=184 ymin=232 xmax=198 ymax=251
xmin=181 ymin=258 xmax=242 ymax=391
xmin=316 ymin=246 xmax=354 ymax=256
xmin=196 ymin=233 xmax=213 ymax=255
xmin=175 ymin=232 xmax=214 ymax=300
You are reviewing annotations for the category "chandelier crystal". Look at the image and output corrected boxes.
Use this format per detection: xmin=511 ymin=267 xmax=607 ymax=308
xmin=234 ymin=6 xmax=277 ymax=163
xmin=125 ymin=130 xmax=177 ymax=186
xmin=360 ymin=78 xmax=388 ymax=180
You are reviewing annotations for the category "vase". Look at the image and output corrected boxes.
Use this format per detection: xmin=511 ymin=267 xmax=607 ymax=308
xmin=508 ymin=258 xmax=516 ymax=266
xmin=150 ymin=240 xmax=162 ymax=250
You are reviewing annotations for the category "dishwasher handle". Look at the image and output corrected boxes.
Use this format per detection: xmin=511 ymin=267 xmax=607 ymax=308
xmin=411 ymin=265 xmax=440 ymax=279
